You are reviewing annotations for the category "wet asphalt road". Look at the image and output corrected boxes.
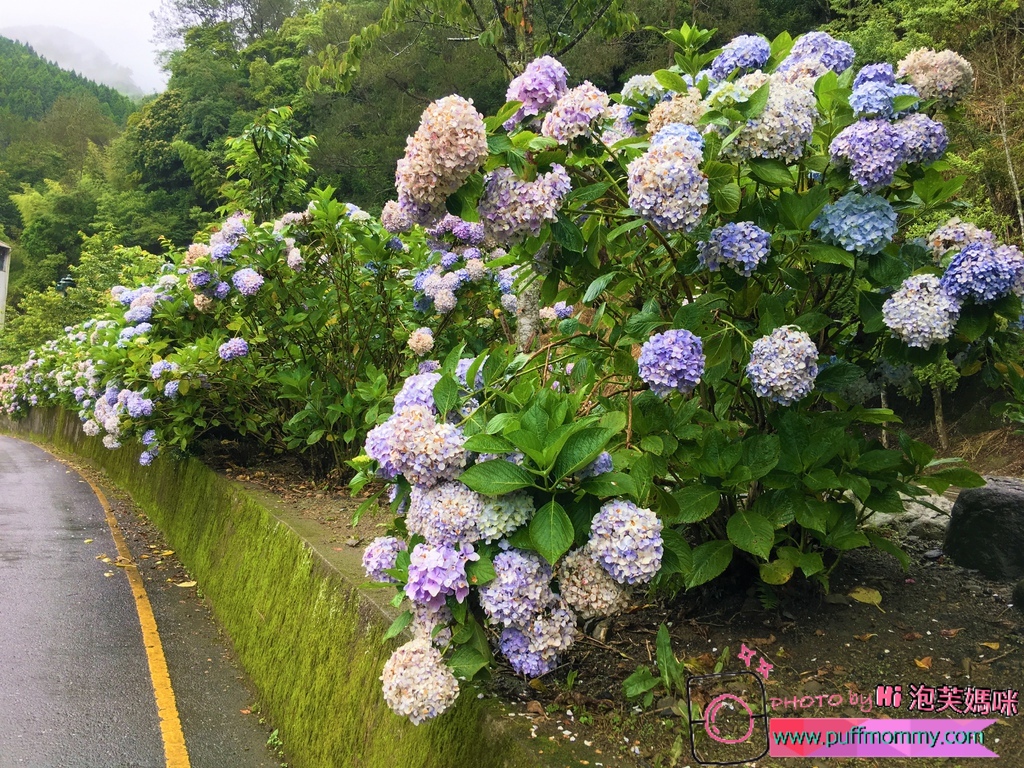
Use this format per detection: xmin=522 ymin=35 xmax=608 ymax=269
xmin=0 ymin=436 xmax=275 ymax=768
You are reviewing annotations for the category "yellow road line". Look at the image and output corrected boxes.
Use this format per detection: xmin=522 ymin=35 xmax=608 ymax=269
xmin=86 ymin=478 xmax=192 ymax=768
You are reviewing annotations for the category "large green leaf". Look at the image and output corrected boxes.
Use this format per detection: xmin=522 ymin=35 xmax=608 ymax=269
xmin=530 ymin=501 xmax=575 ymax=565
xmin=748 ymin=158 xmax=795 ymax=187
xmin=686 ymin=541 xmax=734 ymax=588
xmin=448 ymin=646 xmax=491 ymax=680
xmin=433 ymin=374 xmax=460 ymax=415
xmin=759 ymin=559 xmax=794 ymax=585
xmin=463 ymin=433 xmax=516 ymax=454
xmin=460 ymin=460 xmax=536 ymax=496
xmin=726 ymin=510 xmax=774 ymax=560
xmin=670 ymin=484 xmax=721 ymax=523
xmin=551 ymin=428 xmax=616 ymax=481
xmin=581 ymin=472 xmax=637 ymax=498
xmin=742 ymin=434 xmax=780 ymax=480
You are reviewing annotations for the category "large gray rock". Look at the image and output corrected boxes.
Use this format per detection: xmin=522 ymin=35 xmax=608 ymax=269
xmin=945 ymin=477 xmax=1024 ymax=581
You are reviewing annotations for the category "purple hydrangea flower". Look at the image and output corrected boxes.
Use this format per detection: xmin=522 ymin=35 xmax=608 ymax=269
xmin=141 ymin=429 xmax=158 ymax=446
xmin=394 ymin=372 xmax=442 ymax=413
xmin=479 ymin=550 xmax=555 ymax=626
xmin=499 ymin=627 xmax=556 ymax=677
xmin=589 ymin=500 xmax=663 ymax=585
xmin=150 ymin=361 xmax=178 ymax=379
xmin=747 ymin=326 xmax=819 ymax=405
xmin=210 ymin=241 xmax=236 ymax=261
xmin=849 ymin=81 xmax=919 ymax=119
xmin=778 ymin=31 xmax=855 ymax=75
xmin=362 ymin=536 xmax=408 ymax=583
xmin=577 ymin=451 xmax=613 ymax=479
xmin=405 ymin=542 xmax=478 ymax=610
xmin=638 ymin=329 xmax=705 ymax=397
xmin=541 ymin=82 xmax=610 ymax=143
xmin=231 ymin=268 xmax=264 ymax=296
xmin=187 ymin=271 xmax=212 ymax=291
xmin=380 ymin=637 xmax=459 ymax=724
xmin=139 ymin=450 xmax=158 ymax=466
xmin=406 ymin=482 xmax=485 ymax=545
xmin=710 ymin=34 xmax=770 ymax=79
xmin=627 ymin=141 xmax=708 ymax=232
xmin=213 ymin=281 xmax=231 ymax=300
xmin=125 ymin=392 xmax=154 ymax=418
xmin=218 ymin=338 xmax=250 ymax=361
xmin=553 ymin=301 xmax=573 ymax=320
xmin=830 ymin=119 xmax=907 ymax=191
xmin=505 ymin=56 xmax=569 ymax=129
xmin=811 ymin=192 xmax=898 ymax=255
xmin=895 ymin=113 xmax=948 ymax=164
xmin=698 ymin=222 xmax=771 ymax=276
xmin=163 ymin=380 xmax=179 ymax=399
xmin=478 ymin=165 xmax=572 ymax=245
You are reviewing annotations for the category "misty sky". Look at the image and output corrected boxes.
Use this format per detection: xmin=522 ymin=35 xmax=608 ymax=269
xmin=2 ymin=0 xmax=168 ymax=92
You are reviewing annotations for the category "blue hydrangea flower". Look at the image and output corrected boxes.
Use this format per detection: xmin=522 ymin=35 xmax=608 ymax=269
xmin=139 ymin=449 xmax=158 ymax=466
xmin=638 ymin=329 xmax=705 ymax=397
xmin=186 ymin=271 xmax=212 ymax=291
xmin=830 ymin=119 xmax=908 ymax=191
xmin=213 ymin=281 xmax=231 ymax=300
xmin=883 ymin=274 xmax=961 ymax=348
xmin=778 ymin=31 xmax=855 ymax=74
xmin=210 ymin=241 xmax=236 ymax=261
xmin=698 ymin=222 xmax=771 ymax=276
xmin=854 ymin=63 xmax=897 ymax=89
xmin=141 ymin=429 xmax=158 ymax=446
xmin=218 ymin=338 xmax=250 ymax=361
xmin=746 ymin=326 xmax=819 ymax=405
xmin=124 ymin=305 xmax=152 ymax=324
xmin=150 ymin=361 xmax=178 ymax=379
xmin=576 ymin=451 xmax=613 ymax=479
xmin=710 ymin=34 xmax=770 ymax=79
xmin=940 ymin=242 xmax=1024 ymax=304
xmin=811 ymin=193 xmax=898 ymax=255
xmin=589 ymin=500 xmax=663 ymax=585
xmin=850 ymin=81 xmax=919 ymax=119
xmin=627 ymin=143 xmax=709 ymax=232
xmin=649 ymin=123 xmax=704 ymax=154
xmin=125 ymin=392 xmax=154 ymax=418
xmin=499 ymin=627 xmax=556 ymax=677
xmin=163 ymin=380 xmax=179 ymax=399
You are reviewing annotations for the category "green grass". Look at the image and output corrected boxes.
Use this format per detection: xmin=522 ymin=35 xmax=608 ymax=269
xmin=4 ymin=408 xmax=546 ymax=768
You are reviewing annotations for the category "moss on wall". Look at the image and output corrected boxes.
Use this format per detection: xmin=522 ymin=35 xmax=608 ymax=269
xmin=3 ymin=409 xmax=544 ymax=768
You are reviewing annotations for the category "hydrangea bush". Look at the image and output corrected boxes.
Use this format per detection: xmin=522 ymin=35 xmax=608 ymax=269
xmin=348 ymin=23 xmax=1013 ymax=725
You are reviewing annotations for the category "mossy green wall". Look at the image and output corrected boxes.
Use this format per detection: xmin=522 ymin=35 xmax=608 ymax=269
xmin=2 ymin=409 xmax=541 ymax=768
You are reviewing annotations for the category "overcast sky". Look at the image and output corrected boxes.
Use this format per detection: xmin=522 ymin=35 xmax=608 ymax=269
xmin=2 ymin=0 xmax=168 ymax=93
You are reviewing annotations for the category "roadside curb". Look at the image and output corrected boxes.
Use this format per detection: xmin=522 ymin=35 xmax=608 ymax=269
xmin=2 ymin=409 xmax=549 ymax=768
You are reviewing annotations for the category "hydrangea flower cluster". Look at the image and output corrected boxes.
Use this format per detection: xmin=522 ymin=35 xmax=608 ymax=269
xmin=231 ymin=267 xmax=264 ymax=296
xmin=811 ymin=193 xmax=898 ymax=255
xmin=854 ymin=63 xmax=897 ymax=89
xmin=406 ymin=482 xmax=485 ymax=545
xmin=896 ymin=113 xmax=949 ymax=164
xmin=830 ymin=119 xmax=907 ymax=191
xmin=362 ymin=536 xmax=408 ymax=583
xmin=405 ymin=542 xmax=478 ymax=610
xmin=218 ymin=338 xmax=250 ymax=361
xmin=627 ymin=132 xmax=708 ymax=232
xmin=600 ymin=103 xmax=637 ymax=145
xmin=637 ymin=329 xmax=706 ymax=397
xmin=746 ymin=326 xmax=819 ymax=405
xmin=849 ymin=79 xmax=919 ymax=119
xmin=927 ymin=217 xmax=995 ymax=258
xmin=883 ymin=274 xmax=961 ymax=348
xmin=777 ymin=31 xmax=855 ymax=75
xmin=480 ymin=550 xmax=555 ymax=626
xmin=588 ymin=500 xmax=664 ymax=585
xmin=394 ymin=96 xmax=489 ymax=221
xmin=620 ymin=74 xmax=666 ymax=107
xmin=364 ymin=404 xmax=467 ymax=486
xmin=407 ymin=327 xmax=434 ymax=356
xmin=478 ymin=165 xmax=572 ymax=245
xmin=940 ymin=242 xmax=1024 ymax=304
xmin=557 ymin=546 xmax=631 ymax=619
xmin=576 ymin=451 xmax=613 ymax=480
xmin=499 ymin=600 xmax=576 ymax=677
xmin=478 ymin=492 xmax=534 ymax=543
xmin=505 ymin=55 xmax=568 ymax=129
xmin=647 ymin=88 xmax=706 ymax=135
xmin=897 ymin=48 xmax=974 ymax=106
xmin=710 ymin=34 xmax=770 ymax=79
xmin=380 ymin=637 xmax=459 ymax=725
xmin=698 ymin=222 xmax=771 ymax=276
xmin=722 ymin=75 xmax=818 ymax=163
xmin=393 ymin=372 xmax=441 ymax=412
xmin=541 ymin=82 xmax=610 ymax=143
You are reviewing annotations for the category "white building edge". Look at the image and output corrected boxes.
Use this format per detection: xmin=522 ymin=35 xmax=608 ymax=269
xmin=0 ymin=240 xmax=10 ymax=330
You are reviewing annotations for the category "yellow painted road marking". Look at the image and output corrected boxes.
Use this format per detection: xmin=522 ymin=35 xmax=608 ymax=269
xmin=86 ymin=478 xmax=192 ymax=768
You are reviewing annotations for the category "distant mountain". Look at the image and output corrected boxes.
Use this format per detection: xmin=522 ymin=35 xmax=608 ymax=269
xmin=0 ymin=35 xmax=135 ymax=123
xmin=0 ymin=25 xmax=144 ymax=98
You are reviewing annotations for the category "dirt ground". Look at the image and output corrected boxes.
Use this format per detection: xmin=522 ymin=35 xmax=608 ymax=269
xmin=200 ymin=422 xmax=1024 ymax=768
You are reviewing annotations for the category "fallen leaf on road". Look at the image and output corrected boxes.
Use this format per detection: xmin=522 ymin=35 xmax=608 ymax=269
xmin=980 ymin=642 xmax=1000 ymax=650
xmin=848 ymin=586 xmax=884 ymax=611
xmin=914 ymin=657 xmax=933 ymax=670
xmin=160 ymin=550 xmax=174 ymax=557
xmin=84 ymin=539 xmax=93 ymax=544
xmin=175 ymin=581 xmax=197 ymax=588
xmin=526 ymin=700 xmax=546 ymax=716
xmin=240 ymin=709 xmax=251 ymax=715
xmin=854 ymin=633 xmax=877 ymax=642
xmin=903 ymin=632 xmax=923 ymax=641
xmin=103 ymin=571 xmax=114 ymax=578
xmin=99 ymin=556 xmax=112 ymax=564
xmin=940 ymin=628 xmax=965 ymax=638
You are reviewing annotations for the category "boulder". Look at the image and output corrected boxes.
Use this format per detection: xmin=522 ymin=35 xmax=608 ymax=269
xmin=945 ymin=477 xmax=1024 ymax=581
